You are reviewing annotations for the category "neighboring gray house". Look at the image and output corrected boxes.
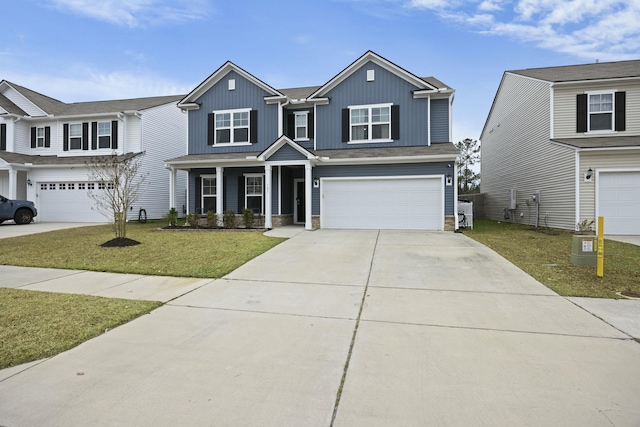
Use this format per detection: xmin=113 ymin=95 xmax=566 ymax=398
xmin=165 ymin=51 xmax=459 ymax=230
xmin=0 ymin=81 xmax=187 ymax=222
xmin=480 ymin=60 xmax=640 ymax=235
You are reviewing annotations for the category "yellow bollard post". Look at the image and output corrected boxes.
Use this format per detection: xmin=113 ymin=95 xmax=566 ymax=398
xmin=597 ymin=216 xmax=604 ymax=278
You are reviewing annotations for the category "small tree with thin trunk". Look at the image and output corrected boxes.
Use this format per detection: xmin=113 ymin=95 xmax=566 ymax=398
xmin=86 ymin=153 xmax=147 ymax=241
xmin=455 ymin=138 xmax=481 ymax=194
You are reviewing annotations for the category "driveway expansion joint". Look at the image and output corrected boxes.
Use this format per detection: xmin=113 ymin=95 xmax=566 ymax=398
xmin=165 ymin=303 xmax=358 ymax=321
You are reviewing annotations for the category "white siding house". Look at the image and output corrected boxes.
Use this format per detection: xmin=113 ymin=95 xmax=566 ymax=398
xmin=481 ymin=60 xmax=640 ymax=235
xmin=0 ymin=80 xmax=187 ymax=222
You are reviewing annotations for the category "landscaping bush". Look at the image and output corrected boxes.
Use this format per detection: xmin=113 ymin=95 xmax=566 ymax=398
xmin=223 ymin=209 xmax=236 ymax=229
xmin=242 ymin=208 xmax=255 ymax=229
xmin=186 ymin=212 xmax=199 ymax=227
xmin=207 ymin=210 xmax=218 ymax=228
xmin=164 ymin=208 xmax=178 ymax=227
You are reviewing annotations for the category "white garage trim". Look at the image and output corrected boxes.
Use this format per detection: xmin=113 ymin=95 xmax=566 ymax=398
xmin=37 ymin=181 xmax=107 ymax=223
xmin=320 ymin=175 xmax=444 ymax=230
xmin=596 ymin=168 xmax=640 ymax=235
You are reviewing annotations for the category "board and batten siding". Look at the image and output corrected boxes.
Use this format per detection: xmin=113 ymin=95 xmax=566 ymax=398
xmin=481 ymin=73 xmax=576 ymax=230
xmin=135 ymin=101 xmax=187 ymax=220
xmin=553 ymin=80 xmax=640 ymax=138
xmin=578 ymin=150 xmax=640 ymax=222
xmin=315 ymin=61 xmax=435 ymax=150
xmin=188 ymin=70 xmax=279 ymax=155
xmin=311 ymin=162 xmax=454 ymax=216
xmin=430 ymin=98 xmax=450 ymax=143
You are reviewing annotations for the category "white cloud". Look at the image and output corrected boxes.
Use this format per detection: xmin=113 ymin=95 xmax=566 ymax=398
xmin=49 ymin=0 xmax=211 ymax=28
xmin=406 ymin=0 xmax=640 ymax=61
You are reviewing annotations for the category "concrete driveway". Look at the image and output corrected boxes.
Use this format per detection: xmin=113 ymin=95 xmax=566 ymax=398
xmin=1 ymin=229 xmax=639 ymax=426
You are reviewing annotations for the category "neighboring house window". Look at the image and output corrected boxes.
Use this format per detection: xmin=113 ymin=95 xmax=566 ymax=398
xmin=342 ymin=104 xmax=399 ymax=143
xmin=201 ymin=175 xmax=217 ymax=213
xmin=98 ymin=122 xmax=111 ymax=148
xmin=69 ymin=124 xmax=82 ymax=150
xmin=577 ymin=92 xmax=625 ymax=133
xmin=215 ymin=109 xmax=249 ymax=144
xmin=36 ymin=127 xmax=45 ymax=147
xmin=245 ymin=175 xmax=263 ymax=214
xmin=295 ymin=112 xmax=308 ymax=140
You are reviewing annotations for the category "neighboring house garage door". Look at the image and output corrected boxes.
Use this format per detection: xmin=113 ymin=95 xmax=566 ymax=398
xmin=598 ymin=171 xmax=640 ymax=235
xmin=321 ymin=176 xmax=443 ymax=230
xmin=38 ymin=182 xmax=105 ymax=222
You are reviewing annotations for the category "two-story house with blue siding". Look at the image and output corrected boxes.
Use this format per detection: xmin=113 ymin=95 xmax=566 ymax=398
xmin=165 ymin=51 xmax=459 ymax=230
xmin=0 ymin=80 xmax=187 ymax=222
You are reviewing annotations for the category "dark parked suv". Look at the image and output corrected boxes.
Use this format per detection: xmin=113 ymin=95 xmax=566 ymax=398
xmin=0 ymin=195 xmax=37 ymax=224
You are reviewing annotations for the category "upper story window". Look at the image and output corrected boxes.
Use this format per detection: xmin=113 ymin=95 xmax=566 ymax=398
xmin=343 ymin=103 xmax=398 ymax=143
xmin=69 ymin=123 xmax=82 ymax=150
xmin=98 ymin=122 xmax=112 ymax=148
xmin=30 ymin=125 xmax=50 ymax=149
xmin=215 ymin=109 xmax=249 ymax=144
xmin=36 ymin=127 xmax=45 ymax=148
xmin=589 ymin=93 xmax=613 ymax=131
xmin=577 ymin=91 xmax=626 ymax=134
xmin=295 ymin=112 xmax=308 ymax=140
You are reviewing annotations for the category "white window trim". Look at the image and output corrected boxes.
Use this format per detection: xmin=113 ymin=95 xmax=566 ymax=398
xmin=213 ymin=108 xmax=252 ymax=147
xmin=294 ymin=111 xmax=309 ymax=141
xmin=347 ymin=103 xmax=393 ymax=144
xmin=97 ymin=121 xmax=112 ymax=149
xmin=244 ymin=173 xmax=264 ymax=214
xmin=586 ymin=90 xmax=616 ymax=134
xmin=201 ymin=174 xmax=217 ymax=214
xmin=68 ymin=123 xmax=83 ymax=150
xmin=36 ymin=126 xmax=45 ymax=148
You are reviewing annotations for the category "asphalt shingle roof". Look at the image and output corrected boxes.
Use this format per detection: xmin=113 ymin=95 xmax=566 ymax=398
xmin=0 ymin=92 xmax=27 ymax=116
xmin=510 ymin=59 xmax=640 ymax=83
xmin=0 ymin=151 xmax=140 ymax=166
xmin=551 ymin=136 xmax=640 ymax=149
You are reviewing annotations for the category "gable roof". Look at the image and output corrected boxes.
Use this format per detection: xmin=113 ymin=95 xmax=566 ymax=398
xmin=178 ymin=61 xmax=284 ymax=109
xmin=509 ymin=59 xmax=640 ymax=83
xmin=308 ymin=51 xmax=445 ymax=99
xmin=0 ymin=92 xmax=27 ymax=116
xmin=3 ymin=81 xmax=66 ymax=116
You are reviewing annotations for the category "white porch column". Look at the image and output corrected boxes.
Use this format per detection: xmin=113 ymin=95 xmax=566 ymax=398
xmin=265 ymin=164 xmax=272 ymax=229
xmin=305 ymin=163 xmax=312 ymax=230
xmin=168 ymin=167 xmax=176 ymax=209
xmin=8 ymin=168 xmax=17 ymax=199
xmin=216 ymin=166 xmax=224 ymax=226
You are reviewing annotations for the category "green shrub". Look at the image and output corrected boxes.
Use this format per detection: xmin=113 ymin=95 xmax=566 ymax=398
xmin=242 ymin=208 xmax=255 ymax=229
xmin=164 ymin=208 xmax=178 ymax=227
xmin=206 ymin=210 xmax=218 ymax=228
xmin=223 ymin=209 xmax=236 ymax=229
xmin=186 ymin=212 xmax=200 ymax=227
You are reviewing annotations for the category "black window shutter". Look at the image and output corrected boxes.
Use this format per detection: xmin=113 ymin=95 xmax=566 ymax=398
xmin=0 ymin=123 xmax=6 ymax=151
xmin=308 ymin=112 xmax=314 ymax=139
xmin=615 ymin=91 xmax=626 ymax=131
xmin=391 ymin=105 xmax=400 ymax=140
xmin=63 ymin=124 xmax=69 ymax=151
xmin=287 ymin=113 xmax=294 ymax=138
xmin=576 ymin=94 xmax=588 ymax=133
xmin=30 ymin=127 xmax=36 ymax=148
xmin=111 ymin=120 xmax=118 ymax=149
xmin=250 ymin=110 xmax=258 ymax=143
xmin=91 ymin=122 xmax=98 ymax=150
xmin=223 ymin=176 xmax=227 ymax=212
xmin=238 ymin=176 xmax=245 ymax=212
xmin=195 ymin=175 xmax=202 ymax=214
xmin=44 ymin=126 xmax=51 ymax=148
xmin=207 ymin=113 xmax=214 ymax=145
xmin=341 ymin=109 xmax=349 ymax=142
xmin=82 ymin=122 xmax=89 ymax=150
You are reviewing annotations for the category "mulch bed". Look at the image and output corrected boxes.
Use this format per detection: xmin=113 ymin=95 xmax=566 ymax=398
xmin=158 ymin=226 xmax=267 ymax=232
xmin=100 ymin=238 xmax=141 ymax=247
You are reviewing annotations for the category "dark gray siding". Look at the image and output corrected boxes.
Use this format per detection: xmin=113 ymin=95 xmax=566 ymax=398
xmin=430 ymin=99 xmax=450 ymax=143
xmin=189 ymin=167 xmax=264 ymax=213
xmin=268 ymin=144 xmax=308 ymax=161
xmin=316 ymin=61 xmax=432 ymax=150
xmin=311 ymin=162 xmax=454 ymax=215
xmin=188 ymin=70 xmax=279 ymax=154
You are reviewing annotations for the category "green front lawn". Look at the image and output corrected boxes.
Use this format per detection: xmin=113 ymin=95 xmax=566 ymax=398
xmin=464 ymin=220 xmax=640 ymax=299
xmin=0 ymin=222 xmax=286 ymax=278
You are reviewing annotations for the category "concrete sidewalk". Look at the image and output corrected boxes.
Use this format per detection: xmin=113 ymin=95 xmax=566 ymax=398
xmin=1 ymin=229 xmax=639 ymax=426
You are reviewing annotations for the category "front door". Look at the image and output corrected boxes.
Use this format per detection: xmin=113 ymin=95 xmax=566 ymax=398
xmin=294 ymin=179 xmax=305 ymax=224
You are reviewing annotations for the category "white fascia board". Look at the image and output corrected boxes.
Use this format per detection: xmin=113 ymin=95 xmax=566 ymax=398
xmin=46 ymin=112 xmax=123 ymax=121
xmin=317 ymin=154 xmax=458 ymax=166
xmin=258 ymin=136 xmax=316 ymax=161
xmin=264 ymin=96 xmax=287 ymax=104
xmin=164 ymin=158 xmax=264 ymax=169
xmin=180 ymin=61 xmax=284 ymax=106
xmin=177 ymin=103 xmax=200 ymax=111
xmin=308 ymin=51 xmax=436 ymax=99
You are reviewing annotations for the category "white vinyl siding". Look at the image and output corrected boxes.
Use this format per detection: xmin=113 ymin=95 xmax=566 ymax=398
xmin=553 ymin=81 xmax=640 ymax=138
xmin=481 ymin=73 xmax=576 ymax=230
xmin=321 ymin=176 xmax=443 ymax=230
xmin=1 ymin=86 xmax=46 ymax=117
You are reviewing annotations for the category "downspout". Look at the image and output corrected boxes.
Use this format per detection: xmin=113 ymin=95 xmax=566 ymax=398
xmin=278 ymin=99 xmax=290 ymax=136
xmin=454 ymin=161 xmax=459 ymax=231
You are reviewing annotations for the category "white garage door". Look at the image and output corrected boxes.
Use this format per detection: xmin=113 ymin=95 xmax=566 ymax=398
xmin=598 ymin=171 xmax=640 ymax=235
xmin=38 ymin=182 xmax=106 ymax=222
xmin=321 ymin=176 xmax=443 ymax=230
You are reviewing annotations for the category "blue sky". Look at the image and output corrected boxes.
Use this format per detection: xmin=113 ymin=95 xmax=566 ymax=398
xmin=2 ymin=0 xmax=639 ymax=144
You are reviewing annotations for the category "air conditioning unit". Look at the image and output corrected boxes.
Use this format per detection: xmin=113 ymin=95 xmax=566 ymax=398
xmin=508 ymin=189 xmax=517 ymax=210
